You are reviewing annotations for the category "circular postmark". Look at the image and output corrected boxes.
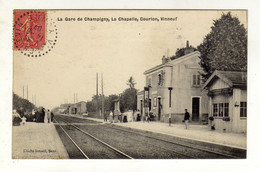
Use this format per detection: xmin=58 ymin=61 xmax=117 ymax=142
xmin=13 ymin=10 xmax=58 ymax=57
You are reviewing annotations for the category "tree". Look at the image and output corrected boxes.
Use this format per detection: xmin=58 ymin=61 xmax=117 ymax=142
xmin=198 ymin=12 xmax=247 ymax=80
xmin=104 ymin=94 xmax=119 ymax=112
xmin=126 ymin=76 xmax=136 ymax=89
xmin=119 ymin=88 xmax=137 ymax=112
xmin=13 ymin=92 xmax=35 ymax=113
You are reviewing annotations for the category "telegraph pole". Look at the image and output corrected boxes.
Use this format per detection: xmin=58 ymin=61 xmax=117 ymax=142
xmin=96 ymin=73 xmax=98 ymax=96
xmin=96 ymin=73 xmax=99 ymax=116
xmin=101 ymin=73 xmax=104 ymax=119
xmin=23 ymin=86 xmax=24 ymax=99
xmin=26 ymin=85 xmax=28 ymax=100
xmin=35 ymin=94 xmax=36 ymax=107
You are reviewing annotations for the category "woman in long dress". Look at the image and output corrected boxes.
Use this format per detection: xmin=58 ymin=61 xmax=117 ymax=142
xmin=44 ymin=108 xmax=48 ymax=123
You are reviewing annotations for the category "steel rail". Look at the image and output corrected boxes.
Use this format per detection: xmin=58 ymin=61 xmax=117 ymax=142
xmin=100 ymin=124 xmax=241 ymax=159
xmin=56 ymin=117 xmax=134 ymax=159
xmin=57 ymin=116 xmax=191 ymax=158
xmin=54 ymin=118 xmax=89 ymax=159
xmin=55 ymin=115 xmax=242 ymax=159
xmin=109 ymin=129 xmax=194 ymax=159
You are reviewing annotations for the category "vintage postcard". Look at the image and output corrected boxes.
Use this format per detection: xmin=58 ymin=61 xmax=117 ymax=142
xmin=12 ymin=9 xmax=248 ymax=161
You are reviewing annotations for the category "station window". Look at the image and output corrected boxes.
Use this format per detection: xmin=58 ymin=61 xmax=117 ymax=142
xmin=224 ymin=103 xmax=229 ymax=117
xmin=147 ymin=77 xmax=152 ymax=87
xmin=192 ymin=74 xmax=201 ymax=86
xmin=240 ymin=102 xmax=247 ymax=117
xmin=213 ymin=103 xmax=229 ymax=117
xmin=219 ymin=103 xmax=224 ymax=117
xmin=158 ymin=74 xmax=162 ymax=86
xmin=213 ymin=104 xmax=218 ymax=116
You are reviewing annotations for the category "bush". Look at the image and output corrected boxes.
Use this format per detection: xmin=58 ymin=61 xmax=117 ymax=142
xmin=209 ymin=116 xmax=214 ymax=121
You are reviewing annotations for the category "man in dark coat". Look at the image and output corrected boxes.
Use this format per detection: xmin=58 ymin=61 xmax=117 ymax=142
xmin=36 ymin=107 xmax=45 ymax=123
xmin=41 ymin=108 xmax=45 ymax=122
xmin=36 ymin=108 xmax=42 ymax=123
xmin=184 ymin=109 xmax=190 ymax=129
xmin=51 ymin=112 xmax=54 ymax=122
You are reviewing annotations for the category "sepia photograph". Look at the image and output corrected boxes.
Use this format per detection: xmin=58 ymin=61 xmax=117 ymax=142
xmin=12 ymin=9 xmax=248 ymax=160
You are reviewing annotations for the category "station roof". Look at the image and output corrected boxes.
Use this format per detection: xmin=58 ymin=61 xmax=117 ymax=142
xmin=144 ymin=51 xmax=200 ymax=75
xmin=202 ymin=70 xmax=247 ymax=89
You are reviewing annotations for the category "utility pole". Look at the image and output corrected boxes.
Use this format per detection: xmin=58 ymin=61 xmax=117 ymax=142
xmin=27 ymin=85 xmax=28 ymax=100
xmin=166 ymin=48 xmax=170 ymax=58
xmin=35 ymin=94 xmax=36 ymax=107
xmin=101 ymin=73 xmax=104 ymax=119
xmin=96 ymin=73 xmax=99 ymax=116
xmin=23 ymin=86 xmax=24 ymax=99
xmin=96 ymin=73 xmax=98 ymax=96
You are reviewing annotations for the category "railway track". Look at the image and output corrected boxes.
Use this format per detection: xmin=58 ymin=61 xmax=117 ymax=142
xmin=99 ymin=124 xmax=243 ymax=159
xmin=54 ymin=114 xmax=245 ymax=159
xmin=54 ymin=118 xmax=134 ymax=159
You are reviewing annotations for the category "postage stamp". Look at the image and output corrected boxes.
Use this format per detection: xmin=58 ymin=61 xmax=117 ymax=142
xmin=13 ymin=10 xmax=46 ymax=50
xmin=13 ymin=10 xmax=58 ymax=57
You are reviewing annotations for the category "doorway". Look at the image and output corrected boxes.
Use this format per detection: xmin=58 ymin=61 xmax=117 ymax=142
xmin=192 ymin=97 xmax=200 ymax=121
xmin=158 ymin=97 xmax=161 ymax=121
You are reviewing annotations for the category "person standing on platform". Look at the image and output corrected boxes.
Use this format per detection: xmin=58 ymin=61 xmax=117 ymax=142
xmin=109 ymin=111 xmax=113 ymax=123
xmin=32 ymin=109 xmax=36 ymax=122
xmin=21 ymin=116 xmax=27 ymax=126
xmin=44 ymin=108 xmax=48 ymax=123
xmin=12 ymin=109 xmax=22 ymax=126
xmin=169 ymin=114 xmax=172 ymax=126
xmin=144 ymin=107 xmax=149 ymax=122
xmin=104 ymin=112 xmax=107 ymax=122
xmin=136 ymin=109 xmax=141 ymax=121
xmin=47 ymin=109 xmax=51 ymax=123
xmin=39 ymin=108 xmax=45 ymax=123
xmin=184 ymin=109 xmax=190 ymax=129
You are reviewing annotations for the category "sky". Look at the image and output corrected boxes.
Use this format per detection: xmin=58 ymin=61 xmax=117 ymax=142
xmin=13 ymin=10 xmax=247 ymax=109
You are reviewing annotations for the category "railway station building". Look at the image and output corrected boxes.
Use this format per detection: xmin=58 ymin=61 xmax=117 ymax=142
xmin=202 ymin=70 xmax=247 ymax=133
xmin=137 ymin=42 xmax=209 ymax=123
xmin=68 ymin=101 xmax=88 ymax=115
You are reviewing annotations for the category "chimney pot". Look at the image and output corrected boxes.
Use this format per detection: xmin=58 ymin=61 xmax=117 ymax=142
xmin=186 ymin=40 xmax=189 ymax=48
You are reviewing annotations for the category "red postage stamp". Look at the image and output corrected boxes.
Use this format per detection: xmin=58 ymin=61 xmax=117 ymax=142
xmin=13 ymin=10 xmax=46 ymax=50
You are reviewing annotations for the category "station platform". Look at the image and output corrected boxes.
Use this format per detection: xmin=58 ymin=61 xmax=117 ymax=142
xmin=12 ymin=122 xmax=69 ymax=159
xmin=64 ymin=114 xmax=247 ymax=150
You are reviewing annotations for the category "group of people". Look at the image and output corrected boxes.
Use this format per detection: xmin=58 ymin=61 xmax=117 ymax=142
xmin=140 ymin=108 xmax=191 ymax=129
xmin=102 ymin=108 xmax=191 ymax=129
xmin=142 ymin=110 xmax=154 ymax=122
xmin=12 ymin=107 xmax=54 ymax=126
xmin=107 ymin=110 xmax=129 ymax=123
xmin=34 ymin=108 xmax=54 ymax=123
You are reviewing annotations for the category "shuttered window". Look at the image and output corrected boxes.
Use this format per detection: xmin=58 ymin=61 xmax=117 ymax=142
xmin=192 ymin=74 xmax=201 ymax=86
xmin=240 ymin=102 xmax=247 ymax=117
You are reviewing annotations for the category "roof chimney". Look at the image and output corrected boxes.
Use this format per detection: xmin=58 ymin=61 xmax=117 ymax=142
xmin=162 ymin=55 xmax=170 ymax=64
xmin=186 ymin=40 xmax=189 ymax=48
xmin=184 ymin=40 xmax=195 ymax=55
